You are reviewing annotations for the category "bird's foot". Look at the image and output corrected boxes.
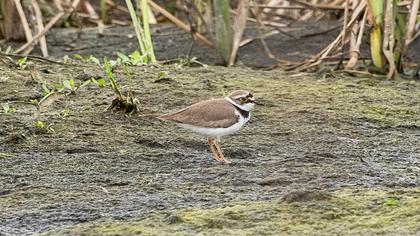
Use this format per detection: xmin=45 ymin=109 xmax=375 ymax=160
xmin=208 ymin=138 xmax=231 ymax=164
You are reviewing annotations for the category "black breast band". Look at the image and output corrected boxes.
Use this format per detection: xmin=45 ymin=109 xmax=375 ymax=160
xmin=235 ymin=106 xmax=250 ymax=119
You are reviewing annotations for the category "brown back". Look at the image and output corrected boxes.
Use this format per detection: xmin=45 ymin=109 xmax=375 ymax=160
xmin=159 ymin=99 xmax=239 ymax=128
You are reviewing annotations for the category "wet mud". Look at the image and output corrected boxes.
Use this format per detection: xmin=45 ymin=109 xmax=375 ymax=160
xmin=0 ymin=59 xmax=419 ymax=235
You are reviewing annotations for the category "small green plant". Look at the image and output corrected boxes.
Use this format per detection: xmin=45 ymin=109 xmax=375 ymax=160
xmin=62 ymin=55 xmax=70 ymax=64
xmin=2 ymin=46 xmax=12 ymax=54
xmin=34 ymin=120 xmax=55 ymax=133
xmin=73 ymin=54 xmax=101 ymax=64
xmin=16 ymin=57 xmax=28 ymax=70
xmin=157 ymin=71 xmax=168 ymax=80
xmin=117 ymin=51 xmax=148 ymax=66
xmin=62 ymin=79 xmax=76 ymax=92
xmin=54 ymin=108 xmax=71 ymax=118
xmin=89 ymin=55 xmax=100 ymax=65
xmin=30 ymin=99 xmax=39 ymax=105
xmin=35 ymin=120 xmax=46 ymax=129
xmin=2 ymin=103 xmax=16 ymax=114
xmin=91 ymin=78 xmax=107 ymax=88
xmin=174 ymin=57 xmax=208 ymax=70
xmin=99 ymin=57 xmax=140 ymax=114
xmin=122 ymin=64 xmax=133 ymax=85
xmin=52 ymin=78 xmax=91 ymax=94
xmin=41 ymin=80 xmax=54 ymax=96
xmin=383 ymin=197 xmax=399 ymax=207
xmin=154 ymin=71 xmax=173 ymax=83
xmin=73 ymin=54 xmax=88 ymax=62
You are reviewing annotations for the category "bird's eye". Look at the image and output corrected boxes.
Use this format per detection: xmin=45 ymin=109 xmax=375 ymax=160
xmin=239 ymin=97 xmax=247 ymax=104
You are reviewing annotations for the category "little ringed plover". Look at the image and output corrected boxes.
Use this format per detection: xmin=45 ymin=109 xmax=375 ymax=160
xmin=158 ymin=90 xmax=256 ymax=164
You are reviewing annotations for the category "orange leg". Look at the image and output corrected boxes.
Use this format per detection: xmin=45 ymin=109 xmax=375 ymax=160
xmin=208 ymin=138 xmax=223 ymax=162
xmin=208 ymin=138 xmax=231 ymax=164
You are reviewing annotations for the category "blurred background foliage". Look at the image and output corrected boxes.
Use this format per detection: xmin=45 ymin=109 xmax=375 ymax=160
xmin=0 ymin=0 xmax=419 ymax=78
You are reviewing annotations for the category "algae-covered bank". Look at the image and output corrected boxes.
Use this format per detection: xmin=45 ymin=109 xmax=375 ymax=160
xmin=0 ymin=61 xmax=419 ymax=235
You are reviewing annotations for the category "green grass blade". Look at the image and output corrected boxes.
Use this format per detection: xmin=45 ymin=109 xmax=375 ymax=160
xmin=125 ymin=0 xmax=147 ymax=58
xmin=141 ymin=0 xmax=156 ymax=63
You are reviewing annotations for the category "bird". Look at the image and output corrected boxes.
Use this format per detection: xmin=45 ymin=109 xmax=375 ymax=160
xmin=158 ymin=90 xmax=256 ymax=164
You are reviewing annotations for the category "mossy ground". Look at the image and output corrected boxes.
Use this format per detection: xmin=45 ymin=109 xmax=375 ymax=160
xmin=40 ymin=188 xmax=420 ymax=236
xmin=1 ymin=60 xmax=419 ymax=235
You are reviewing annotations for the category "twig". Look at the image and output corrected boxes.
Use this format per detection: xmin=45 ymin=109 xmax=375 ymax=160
xmin=148 ymin=0 xmax=213 ymax=47
xmin=0 ymin=51 xmax=63 ymax=64
xmin=15 ymin=12 xmax=65 ymax=54
xmin=31 ymin=0 xmax=48 ymax=57
xmin=239 ymin=30 xmax=280 ymax=47
xmin=336 ymin=69 xmax=387 ymax=78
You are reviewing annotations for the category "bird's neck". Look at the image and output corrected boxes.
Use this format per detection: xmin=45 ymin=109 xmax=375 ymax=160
xmin=225 ymin=97 xmax=251 ymax=119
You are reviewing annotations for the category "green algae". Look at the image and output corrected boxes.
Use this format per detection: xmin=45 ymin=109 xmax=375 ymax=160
xmin=359 ymin=104 xmax=417 ymax=126
xmin=40 ymin=188 xmax=420 ymax=236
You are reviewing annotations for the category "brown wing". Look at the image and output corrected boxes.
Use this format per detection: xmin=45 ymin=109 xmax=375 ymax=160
xmin=158 ymin=99 xmax=239 ymax=128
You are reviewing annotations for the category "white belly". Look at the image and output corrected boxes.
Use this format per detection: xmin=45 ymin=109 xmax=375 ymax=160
xmin=177 ymin=110 xmax=250 ymax=138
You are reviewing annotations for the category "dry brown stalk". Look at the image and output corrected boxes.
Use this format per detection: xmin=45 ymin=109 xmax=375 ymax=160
xmin=239 ymin=30 xmax=280 ymax=47
xmin=31 ymin=0 xmax=48 ymax=57
xmin=15 ymin=12 xmax=65 ymax=54
xmin=84 ymin=1 xmax=99 ymax=19
xmin=53 ymin=0 xmax=64 ymax=11
xmin=405 ymin=0 xmax=420 ymax=46
xmin=289 ymin=0 xmax=367 ymax=71
xmin=249 ymin=3 xmax=293 ymax=65
xmin=346 ymin=6 xmax=367 ymax=69
xmin=382 ymin=0 xmax=396 ymax=79
xmin=230 ymin=9 xmax=287 ymax=27
xmin=229 ymin=0 xmax=250 ymax=66
xmin=2 ymin=1 xmax=22 ymax=40
xmin=148 ymin=0 xmax=213 ymax=47
xmin=339 ymin=0 xmax=350 ymax=67
xmin=106 ymin=0 xmax=129 ymax=13
xmin=13 ymin=0 xmax=33 ymax=43
xmin=249 ymin=4 xmax=347 ymax=10
xmin=407 ymin=30 xmax=420 ymax=46
xmin=71 ymin=0 xmax=81 ymax=12
xmin=288 ymin=0 xmax=345 ymax=11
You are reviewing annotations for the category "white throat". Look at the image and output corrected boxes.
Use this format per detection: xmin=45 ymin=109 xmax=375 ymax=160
xmin=225 ymin=97 xmax=254 ymax=111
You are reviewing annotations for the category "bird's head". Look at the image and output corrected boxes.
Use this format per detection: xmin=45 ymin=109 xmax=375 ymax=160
xmin=227 ymin=90 xmax=257 ymax=111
